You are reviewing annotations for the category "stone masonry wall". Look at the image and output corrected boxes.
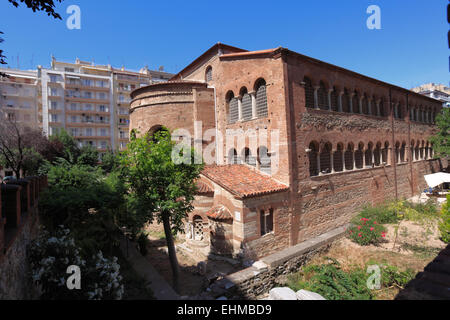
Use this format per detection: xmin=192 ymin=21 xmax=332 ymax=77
xmin=0 ymin=209 xmax=40 ymax=299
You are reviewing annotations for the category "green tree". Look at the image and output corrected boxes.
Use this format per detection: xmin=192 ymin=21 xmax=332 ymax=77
xmin=120 ymin=129 xmax=203 ymax=293
xmin=100 ymin=149 xmax=121 ymax=174
xmin=39 ymin=159 xmax=125 ymax=256
xmin=429 ymin=107 xmax=450 ymax=159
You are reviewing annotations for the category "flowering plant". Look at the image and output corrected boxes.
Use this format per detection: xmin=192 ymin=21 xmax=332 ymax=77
xmin=28 ymin=226 xmax=124 ymax=300
xmin=347 ymin=217 xmax=386 ymax=246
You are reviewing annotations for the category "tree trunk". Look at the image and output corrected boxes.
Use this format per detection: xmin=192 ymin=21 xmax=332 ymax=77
xmin=162 ymin=210 xmax=180 ymax=293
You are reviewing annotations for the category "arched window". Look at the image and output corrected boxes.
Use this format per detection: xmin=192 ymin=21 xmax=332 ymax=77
xmin=344 ymin=143 xmax=354 ymax=170
xmin=352 ymin=91 xmax=360 ymax=113
xmin=379 ymin=100 xmax=385 ymax=117
xmin=342 ymin=89 xmax=351 ymax=113
xmin=257 ymin=146 xmax=271 ymax=174
xmin=382 ymin=141 xmax=389 ymax=164
xmin=362 ymin=94 xmax=369 ymax=115
xmin=394 ymin=142 xmax=400 ymax=164
xmin=228 ymin=148 xmax=238 ymax=164
xmin=398 ymin=103 xmax=403 ymax=120
xmin=309 ymin=141 xmax=319 ymax=177
xmin=410 ymin=140 xmax=415 ymax=161
xmin=227 ymin=91 xmax=239 ymax=124
xmin=415 ymin=142 xmax=420 ymax=161
xmin=365 ymin=142 xmax=373 ymax=167
xmin=330 ymin=87 xmax=338 ymax=112
xmin=255 ymin=79 xmax=268 ymax=117
xmin=193 ymin=216 xmax=204 ymax=241
xmin=355 ymin=143 xmax=364 ymax=169
xmin=320 ymin=142 xmax=332 ymax=174
xmin=240 ymin=87 xmax=252 ymax=121
xmin=333 ymin=143 xmax=344 ymax=172
xmin=205 ymin=66 xmax=212 ymax=82
xmin=372 ymin=97 xmax=378 ymax=116
xmin=400 ymin=142 xmax=406 ymax=163
xmin=374 ymin=142 xmax=382 ymax=166
xmin=318 ymin=81 xmax=328 ymax=110
xmin=304 ymin=77 xmax=314 ymax=108
xmin=420 ymin=141 xmax=425 ymax=160
xmin=242 ymin=147 xmax=256 ymax=167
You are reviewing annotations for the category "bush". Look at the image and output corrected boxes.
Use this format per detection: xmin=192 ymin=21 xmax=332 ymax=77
xmin=356 ymin=202 xmax=400 ymax=224
xmin=439 ymin=195 xmax=450 ymax=243
xmin=347 ymin=217 xmax=386 ymax=246
xmin=29 ymin=226 xmax=125 ymax=300
xmin=380 ymin=264 xmax=416 ymax=288
xmin=137 ymin=232 xmax=150 ymax=256
xmin=287 ymin=259 xmax=374 ymax=300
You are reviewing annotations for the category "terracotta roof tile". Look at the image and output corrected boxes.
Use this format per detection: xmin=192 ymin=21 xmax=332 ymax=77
xmin=206 ymin=205 xmax=232 ymax=220
xmin=201 ymin=165 xmax=288 ymax=199
xmin=195 ymin=180 xmax=214 ymax=195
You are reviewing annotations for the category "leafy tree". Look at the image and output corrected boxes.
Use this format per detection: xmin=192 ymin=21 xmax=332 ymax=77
xmin=77 ymin=145 xmax=99 ymax=167
xmin=429 ymin=107 xmax=450 ymax=159
xmin=0 ymin=119 xmax=49 ymax=178
xmin=51 ymin=129 xmax=81 ymax=163
xmin=39 ymin=159 xmax=126 ymax=256
xmin=100 ymin=149 xmax=121 ymax=174
xmin=120 ymin=129 xmax=203 ymax=293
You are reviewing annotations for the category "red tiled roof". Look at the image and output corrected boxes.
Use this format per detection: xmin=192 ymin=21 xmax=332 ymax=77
xmin=201 ymin=165 xmax=289 ymax=199
xmin=196 ymin=180 xmax=214 ymax=195
xmin=206 ymin=205 xmax=232 ymax=220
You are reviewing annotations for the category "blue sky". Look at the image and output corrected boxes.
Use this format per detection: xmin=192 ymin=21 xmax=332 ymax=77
xmin=0 ymin=0 xmax=448 ymax=89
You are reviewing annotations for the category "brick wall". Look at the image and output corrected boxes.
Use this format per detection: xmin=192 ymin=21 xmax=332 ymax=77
xmin=0 ymin=176 xmax=47 ymax=299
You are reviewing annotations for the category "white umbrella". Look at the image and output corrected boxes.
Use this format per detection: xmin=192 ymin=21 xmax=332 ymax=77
xmin=424 ymin=172 xmax=450 ymax=188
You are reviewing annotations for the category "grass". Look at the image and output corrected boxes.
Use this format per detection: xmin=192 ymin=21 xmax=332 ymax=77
xmin=286 ymin=257 xmax=416 ymax=300
xmin=400 ymin=243 xmax=442 ymax=259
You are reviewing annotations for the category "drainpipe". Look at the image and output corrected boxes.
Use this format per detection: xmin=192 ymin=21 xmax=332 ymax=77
xmin=207 ymin=85 xmax=220 ymax=166
xmin=390 ymin=88 xmax=398 ymax=200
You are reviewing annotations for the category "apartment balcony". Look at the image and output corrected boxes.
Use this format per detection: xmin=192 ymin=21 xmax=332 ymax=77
xmin=65 ymin=95 xmax=110 ymax=104
xmin=65 ymin=82 xmax=110 ymax=92
xmin=66 ymin=109 xmax=110 ymax=116
xmin=72 ymin=135 xmax=111 ymax=140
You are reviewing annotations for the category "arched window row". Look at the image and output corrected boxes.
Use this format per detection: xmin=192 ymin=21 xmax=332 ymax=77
xmin=226 ymin=78 xmax=268 ymax=124
xmin=303 ymin=77 xmax=437 ymax=124
xmin=308 ymin=140 xmax=434 ymax=177
xmin=409 ymin=106 xmax=437 ymax=124
xmin=227 ymin=146 xmax=272 ymax=174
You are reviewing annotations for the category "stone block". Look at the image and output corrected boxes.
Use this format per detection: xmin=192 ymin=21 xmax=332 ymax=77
xmin=269 ymin=287 xmax=297 ymax=300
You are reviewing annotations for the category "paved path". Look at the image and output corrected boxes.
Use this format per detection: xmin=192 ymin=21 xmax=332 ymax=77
xmin=120 ymin=235 xmax=179 ymax=300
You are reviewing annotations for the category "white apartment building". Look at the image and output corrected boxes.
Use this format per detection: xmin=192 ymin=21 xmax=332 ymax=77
xmin=0 ymin=68 xmax=40 ymax=128
xmin=412 ymin=83 xmax=450 ymax=108
xmin=1 ymin=58 xmax=172 ymax=157
xmin=40 ymin=58 xmax=173 ymax=155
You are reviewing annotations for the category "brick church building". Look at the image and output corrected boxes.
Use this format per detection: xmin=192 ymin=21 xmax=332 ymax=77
xmin=129 ymin=43 xmax=443 ymax=260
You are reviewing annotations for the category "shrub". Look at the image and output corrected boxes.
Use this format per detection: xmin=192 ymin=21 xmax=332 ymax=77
xmin=356 ymin=202 xmax=400 ymax=224
xmin=287 ymin=259 xmax=374 ymax=300
xmin=380 ymin=264 xmax=416 ymax=288
xmin=137 ymin=232 xmax=150 ymax=256
xmin=439 ymin=195 xmax=450 ymax=243
xmin=347 ymin=217 xmax=386 ymax=246
xmin=29 ymin=226 xmax=125 ymax=300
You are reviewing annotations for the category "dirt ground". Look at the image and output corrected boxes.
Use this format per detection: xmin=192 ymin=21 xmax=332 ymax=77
xmin=143 ymin=222 xmax=241 ymax=296
xmin=305 ymin=218 xmax=446 ymax=300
